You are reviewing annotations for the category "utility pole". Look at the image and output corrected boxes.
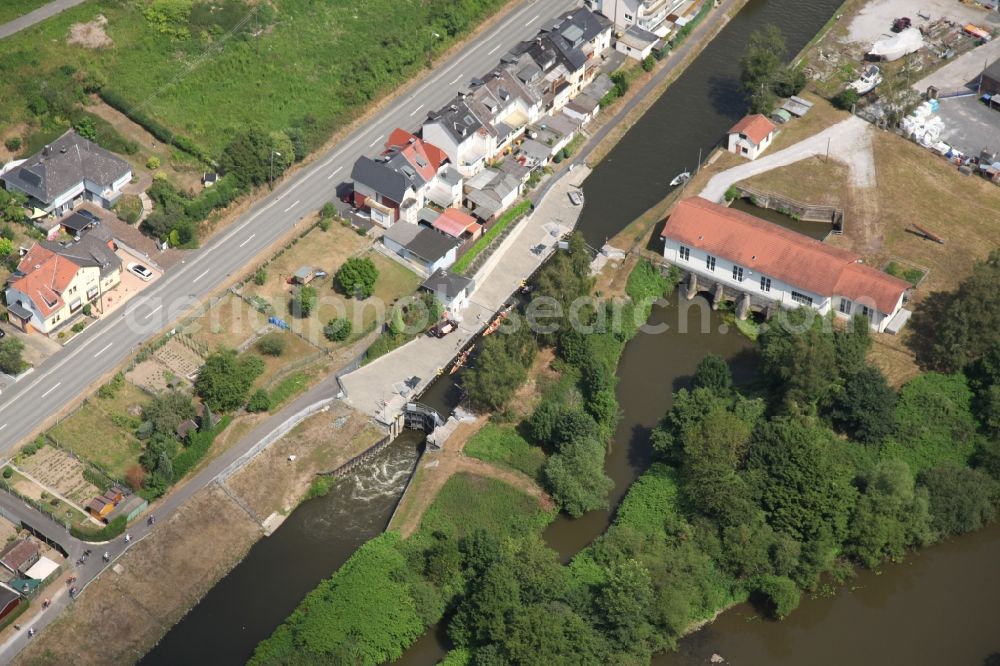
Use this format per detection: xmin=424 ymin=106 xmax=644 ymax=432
xmin=269 ymin=150 xmax=281 ymax=189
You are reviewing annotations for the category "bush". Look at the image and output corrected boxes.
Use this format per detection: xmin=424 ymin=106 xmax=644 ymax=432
xmin=256 ymin=333 xmax=286 ymax=357
xmin=833 ymin=88 xmax=860 ymax=110
xmin=71 ymin=515 xmax=127 ymax=542
xmin=724 ymin=185 xmax=740 ymax=202
xmin=72 ymin=321 xmax=86 ymax=333
xmin=247 ymin=389 xmax=272 ymax=413
xmin=253 ymin=267 xmax=267 ymax=286
xmin=146 ymin=156 xmax=161 ymax=170
xmin=82 ymin=303 xmax=92 ymax=316
xmin=0 ymin=338 xmax=27 ymax=375
xmin=98 ymin=373 xmax=125 ymax=399
xmin=321 ymin=202 xmax=336 ymax=219
xmin=318 ymin=217 xmax=331 ymax=232
xmin=4 ymin=137 xmax=21 ymax=153
xmin=290 ymin=285 xmax=317 ymax=318
xmin=641 ymin=55 xmax=655 ymax=72
xmin=753 ymin=575 xmax=801 ymax=619
xmin=323 ymin=317 xmax=353 ymax=342
xmin=114 ymin=194 xmax=143 ymax=225
xmin=2 ymin=467 xmax=11 ymax=479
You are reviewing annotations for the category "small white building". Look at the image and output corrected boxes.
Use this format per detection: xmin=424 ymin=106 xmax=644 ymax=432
xmin=616 ymin=25 xmax=662 ymax=60
xmin=420 ymin=269 xmax=475 ymax=316
xmin=726 ymin=114 xmax=777 ymax=161
xmin=661 ymin=198 xmax=910 ymax=332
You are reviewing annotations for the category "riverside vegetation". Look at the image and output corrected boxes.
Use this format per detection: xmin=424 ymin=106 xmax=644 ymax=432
xmin=249 ymin=244 xmax=1000 ymax=665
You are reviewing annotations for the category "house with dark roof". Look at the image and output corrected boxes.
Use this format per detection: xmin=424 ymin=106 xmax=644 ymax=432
xmin=1 ymin=130 xmax=132 ymax=216
xmin=5 ymin=225 xmax=121 ymax=335
xmin=422 ymin=96 xmax=500 ymax=177
xmin=0 ymin=539 xmax=39 ymax=577
xmin=661 ymin=198 xmax=910 ymax=332
xmin=350 ymin=130 xmax=451 ymax=226
xmin=0 ymin=583 xmax=22 ymax=623
xmin=979 ymin=57 xmax=1000 ymax=96
xmin=382 ymin=224 xmax=459 ymax=275
xmin=464 ymin=168 xmax=522 ymax=222
xmin=616 ymin=24 xmax=663 ymax=60
xmin=420 ymin=269 xmax=475 ymax=315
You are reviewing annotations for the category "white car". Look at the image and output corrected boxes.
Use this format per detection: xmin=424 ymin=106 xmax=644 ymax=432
xmin=128 ymin=263 xmax=153 ymax=281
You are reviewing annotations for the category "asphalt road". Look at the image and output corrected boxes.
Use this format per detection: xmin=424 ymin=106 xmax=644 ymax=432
xmin=0 ymin=0 xmax=88 ymax=40
xmin=0 ymin=0 xmax=579 ymax=450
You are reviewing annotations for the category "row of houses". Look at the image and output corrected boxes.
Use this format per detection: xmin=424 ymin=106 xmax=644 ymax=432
xmin=585 ymin=0 xmax=706 ymax=40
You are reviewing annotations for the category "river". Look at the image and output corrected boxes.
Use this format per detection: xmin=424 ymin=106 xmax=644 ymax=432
xmin=143 ymin=0 xmax=1000 ymax=662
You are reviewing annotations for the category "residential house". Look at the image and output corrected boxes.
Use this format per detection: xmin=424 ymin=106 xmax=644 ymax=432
xmin=726 ymin=114 xmax=777 ymax=161
xmin=421 ymin=269 xmax=475 ymax=316
xmin=0 ymin=584 xmax=21 ymax=623
xmin=87 ymin=497 xmax=115 ymax=521
xmin=584 ymin=0 xmax=688 ymax=37
xmin=350 ymin=130 xmax=450 ymax=226
xmin=661 ymin=198 xmax=910 ymax=332
xmin=464 ymin=168 xmax=522 ymax=222
xmin=5 ymin=226 xmax=121 ymax=335
xmin=382 ymin=223 xmax=459 ymax=275
xmin=616 ymin=25 xmax=663 ymax=60
xmin=563 ymin=92 xmax=601 ymax=125
xmin=0 ymin=539 xmax=39 ymax=577
xmin=1 ymin=130 xmax=132 ymax=217
xmin=422 ymin=97 xmax=499 ymax=177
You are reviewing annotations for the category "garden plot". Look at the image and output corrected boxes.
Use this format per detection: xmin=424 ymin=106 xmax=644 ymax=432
xmin=184 ymin=292 xmax=265 ymax=352
xmin=18 ymin=446 xmax=101 ymax=508
xmin=127 ymin=358 xmax=174 ymax=394
xmin=154 ymin=337 xmax=205 ymax=382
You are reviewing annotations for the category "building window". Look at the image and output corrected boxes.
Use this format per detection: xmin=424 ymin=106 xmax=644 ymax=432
xmin=791 ymin=291 xmax=813 ymax=306
xmin=839 ymin=298 xmax=852 ymax=314
xmin=624 ymin=13 xmax=634 ymax=21
xmin=861 ymin=305 xmax=875 ymax=321
xmin=679 ymin=246 xmax=690 ymax=261
xmin=706 ymin=255 xmax=716 ymax=271
xmin=732 ymin=265 xmax=744 ymax=282
xmin=759 ymin=276 xmax=771 ymax=292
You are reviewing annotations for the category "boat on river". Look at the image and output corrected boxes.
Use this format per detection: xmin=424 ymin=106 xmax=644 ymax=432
xmin=670 ymin=171 xmax=691 ymax=187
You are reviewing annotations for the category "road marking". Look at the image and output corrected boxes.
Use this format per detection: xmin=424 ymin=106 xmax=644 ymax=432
xmin=327 ymin=166 xmax=343 ymax=180
xmin=283 ymin=200 xmax=300 ymax=213
xmin=40 ymin=383 xmax=61 ymax=399
xmin=143 ymin=305 xmax=162 ymax=321
xmin=526 ymin=14 xmax=539 ymax=26
xmin=368 ymin=134 xmax=384 ymax=148
xmin=192 ymin=269 xmax=210 ymax=283
xmin=94 ymin=343 xmax=114 ymax=358
xmin=239 ymin=233 xmax=256 ymax=248
xmin=409 ymin=104 xmax=425 ymax=117
xmin=488 ymin=42 xmax=502 ymax=55
xmin=0 ymin=424 xmax=6 ymax=432
xmin=449 ymin=73 xmax=464 ymax=85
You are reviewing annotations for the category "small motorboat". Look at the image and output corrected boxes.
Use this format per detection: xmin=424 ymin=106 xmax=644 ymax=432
xmin=849 ymin=64 xmax=883 ymax=94
xmin=670 ymin=171 xmax=691 ymax=187
xmin=568 ymin=190 xmax=584 ymax=206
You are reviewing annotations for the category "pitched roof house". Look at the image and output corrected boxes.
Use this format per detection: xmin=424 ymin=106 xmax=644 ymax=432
xmin=5 ymin=226 xmax=121 ymax=335
xmin=727 ymin=114 xmax=777 ymax=160
xmin=1 ymin=130 xmax=132 ymax=216
xmin=420 ymin=269 xmax=476 ymax=315
xmin=0 ymin=539 xmax=39 ymax=577
xmin=661 ymin=198 xmax=910 ymax=332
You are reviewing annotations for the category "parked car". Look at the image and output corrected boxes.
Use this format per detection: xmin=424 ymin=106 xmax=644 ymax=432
xmin=76 ymin=209 xmax=100 ymax=224
xmin=429 ymin=319 xmax=456 ymax=338
xmin=128 ymin=263 xmax=153 ymax=281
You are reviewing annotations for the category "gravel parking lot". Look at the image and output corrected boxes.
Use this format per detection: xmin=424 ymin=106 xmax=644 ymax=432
xmin=933 ymin=95 xmax=1000 ymax=156
xmin=843 ymin=0 xmax=996 ymax=45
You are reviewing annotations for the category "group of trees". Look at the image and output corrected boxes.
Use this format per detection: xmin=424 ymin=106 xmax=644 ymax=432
xmin=739 ymin=25 xmax=807 ymax=115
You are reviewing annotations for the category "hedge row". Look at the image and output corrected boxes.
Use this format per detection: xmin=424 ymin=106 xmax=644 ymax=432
xmin=71 ymin=515 xmax=127 ymax=542
xmin=171 ymin=415 xmax=232 ymax=480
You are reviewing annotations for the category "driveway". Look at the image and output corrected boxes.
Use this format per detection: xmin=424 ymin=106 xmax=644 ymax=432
xmin=101 ymin=249 xmax=162 ymax=315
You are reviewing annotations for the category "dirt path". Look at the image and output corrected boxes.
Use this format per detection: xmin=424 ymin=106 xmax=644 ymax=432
xmin=390 ymin=416 xmax=552 ymax=538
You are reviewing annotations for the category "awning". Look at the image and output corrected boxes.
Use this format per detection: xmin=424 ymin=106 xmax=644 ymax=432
xmin=29 ymin=208 xmax=48 ymax=220
xmin=25 ymin=556 xmax=59 ymax=581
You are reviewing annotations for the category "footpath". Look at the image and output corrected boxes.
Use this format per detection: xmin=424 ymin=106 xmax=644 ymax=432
xmin=0 ymin=0 xmax=87 ymax=40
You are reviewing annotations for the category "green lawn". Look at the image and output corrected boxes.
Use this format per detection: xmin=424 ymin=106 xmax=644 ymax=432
xmin=0 ymin=0 xmax=51 ymax=25
xmin=419 ymin=473 xmax=552 ymax=541
xmin=0 ymin=0 xmax=508 ymax=156
xmin=49 ymin=397 xmax=144 ymax=479
xmin=465 ymin=423 xmax=546 ymax=481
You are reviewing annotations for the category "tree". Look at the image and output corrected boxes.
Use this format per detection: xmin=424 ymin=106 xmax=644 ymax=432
xmin=324 ymin=317 xmax=353 ymax=342
xmin=256 ymin=333 xmax=285 ymax=357
xmin=829 ymin=365 xmax=897 ymax=443
xmin=739 ymin=25 xmax=786 ymax=115
xmin=759 ymin=309 xmax=839 ymax=409
xmin=0 ymin=338 xmax=26 ymax=375
xmin=595 ymin=559 xmax=656 ymax=654
xmin=141 ymin=389 xmax=196 ymax=440
xmin=220 ymin=125 xmax=293 ymax=189
xmin=752 ymin=575 xmax=800 ymax=619
xmin=833 ymin=87 xmax=860 ymax=110
xmin=0 ymin=238 xmax=14 ymax=257
xmin=847 ymin=460 xmax=933 ymax=568
xmin=253 ymin=267 xmax=267 ymax=286
xmin=680 ymin=405 xmax=756 ymax=525
xmin=692 ymin=354 xmax=732 ymax=394
xmin=911 ymin=251 xmax=1000 ymax=371
xmin=0 ymin=189 xmax=26 ymax=224
xmin=336 ymin=257 xmax=379 ymax=299
xmin=74 ymin=116 xmax=97 ymax=141
xmin=543 ymin=436 xmax=613 ymax=517
xmin=194 ymin=349 xmax=265 ymax=412
xmin=463 ymin=329 xmax=536 ymax=412
xmin=919 ymin=463 xmax=998 ymax=538
xmin=290 ymin=285 xmax=317 ymax=318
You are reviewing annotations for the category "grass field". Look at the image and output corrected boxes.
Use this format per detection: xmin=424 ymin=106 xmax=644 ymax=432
xmin=49 ymin=402 xmax=143 ymax=480
xmin=741 ymin=155 xmax=850 ymax=208
xmin=464 ymin=423 xmax=546 ymax=481
xmin=0 ymin=0 xmax=50 ymax=24
xmin=419 ymin=473 xmax=552 ymax=541
xmin=186 ymin=292 xmax=264 ymax=352
xmin=0 ymin=0 xmax=509 ymax=157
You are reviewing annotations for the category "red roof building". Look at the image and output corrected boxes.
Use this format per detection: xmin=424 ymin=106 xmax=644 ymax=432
xmin=661 ymin=198 xmax=909 ymax=331
xmin=727 ymin=114 xmax=777 ymax=160
xmin=432 ymin=208 xmax=481 ymax=240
